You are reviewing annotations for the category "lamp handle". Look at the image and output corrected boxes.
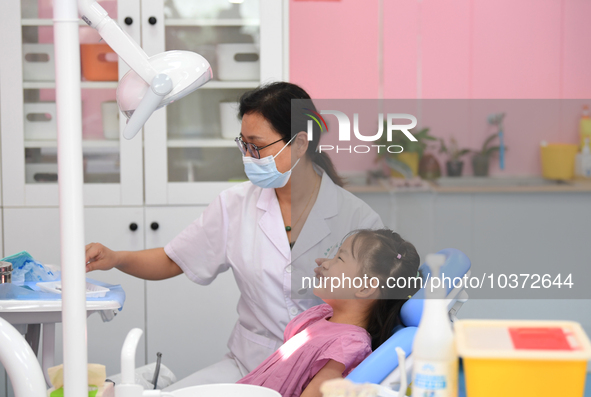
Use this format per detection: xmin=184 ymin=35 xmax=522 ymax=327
xmin=123 ymin=74 xmax=172 ymax=140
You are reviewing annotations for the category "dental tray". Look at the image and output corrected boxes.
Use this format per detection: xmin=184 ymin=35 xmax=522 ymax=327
xmin=37 ymin=281 xmax=109 ymax=298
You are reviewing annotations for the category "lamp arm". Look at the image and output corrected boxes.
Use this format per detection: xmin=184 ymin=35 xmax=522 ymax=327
xmin=77 ymin=0 xmax=157 ymax=83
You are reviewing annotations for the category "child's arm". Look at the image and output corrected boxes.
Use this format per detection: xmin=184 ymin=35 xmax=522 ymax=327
xmin=300 ymin=360 xmax=345 ymax=397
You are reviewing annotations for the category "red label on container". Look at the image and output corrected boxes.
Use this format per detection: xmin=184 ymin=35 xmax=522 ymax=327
xmin=509 ymin=327 xmax=573 ymax=350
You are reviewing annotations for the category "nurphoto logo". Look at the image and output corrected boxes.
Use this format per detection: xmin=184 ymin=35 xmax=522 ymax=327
xmin=306 ymin=111 xmax=418 ymax=154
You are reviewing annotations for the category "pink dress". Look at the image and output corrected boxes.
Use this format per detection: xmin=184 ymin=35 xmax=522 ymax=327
xmin=237 ymin=304 xmax=372 ymax=397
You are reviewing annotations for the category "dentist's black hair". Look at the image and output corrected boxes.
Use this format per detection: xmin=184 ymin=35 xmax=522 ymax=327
xmin=238 ymin=82 xmax=344 ymax=187
xmin=348 ymin=229 xmax=421 ymax=350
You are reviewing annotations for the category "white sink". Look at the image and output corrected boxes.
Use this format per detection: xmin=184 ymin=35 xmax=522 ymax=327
xmin=171 ymin=384 xmax=281 ymax=397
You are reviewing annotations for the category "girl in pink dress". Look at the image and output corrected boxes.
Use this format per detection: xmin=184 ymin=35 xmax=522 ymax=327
xmin=237 ymin=228 xmax=421 ymax=397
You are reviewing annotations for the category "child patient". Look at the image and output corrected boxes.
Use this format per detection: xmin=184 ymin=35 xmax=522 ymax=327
xmin=237 ymin=228 xmax=421 ymax=397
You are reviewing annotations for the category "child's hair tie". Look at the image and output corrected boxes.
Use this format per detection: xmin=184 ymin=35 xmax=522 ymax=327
xmin=397 ymin=254 xmax=401 ymax=259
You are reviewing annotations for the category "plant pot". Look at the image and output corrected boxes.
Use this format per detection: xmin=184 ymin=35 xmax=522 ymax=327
xmin=446 ymin=160 xmax=464 ymax=177
xmin=472 ymin=153 xmax=490 ymax=177
xmin=390 ymin=152 xmax=419 ymax=178
xmin=418 ymin=153 xmax=441 ymax=180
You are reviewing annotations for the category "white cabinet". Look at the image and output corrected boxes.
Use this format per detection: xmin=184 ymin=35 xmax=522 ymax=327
xmin=142 ymin=0 xmax=286 ymax=205
xmin=1 ymin=0 xmax=286 ymax=206
xmin=144 ymin=206 xmax=241 ymax=380
xmin=0 ymin=0 xmax=144 ymax=208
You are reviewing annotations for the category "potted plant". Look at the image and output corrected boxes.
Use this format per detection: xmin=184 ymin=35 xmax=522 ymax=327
xmin=376 ymin=126 xmax=437 ymax=178
xmin=418 ymin=140 xmax=442 ymax=181
xmin=439 ymin=137 xmax=470 ymax=177
xmin=472 ymin=133 xmax=507 ymax=177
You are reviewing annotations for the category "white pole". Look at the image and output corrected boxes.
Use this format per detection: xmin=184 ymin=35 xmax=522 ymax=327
xmin=53 ymin=0 xmax=89 ymax=395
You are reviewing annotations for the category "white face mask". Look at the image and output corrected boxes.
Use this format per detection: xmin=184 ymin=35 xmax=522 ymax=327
xmin=242 ymin=135 xmax=300 ymax=189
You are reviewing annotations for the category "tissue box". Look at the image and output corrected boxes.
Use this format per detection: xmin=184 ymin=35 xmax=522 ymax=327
xmin=22 ymin=43 xmax=55 ymax=81
xmin=216 ymin=44 xmax=260 ymax=81
xmin=24 ymin=103 xmax=57 ymax=140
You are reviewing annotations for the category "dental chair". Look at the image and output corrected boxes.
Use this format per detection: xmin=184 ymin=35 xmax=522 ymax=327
xmin=346 ymin=248 xmax=471 ymax=392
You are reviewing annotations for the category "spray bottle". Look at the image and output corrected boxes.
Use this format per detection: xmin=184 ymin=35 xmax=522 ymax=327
xmin=575 ymin=137 xmax=591 ymax=178
xmin=580 ymin=106 xmax=591 ymax=151
xmin=411 ymin=254 xmax=458 ymax=397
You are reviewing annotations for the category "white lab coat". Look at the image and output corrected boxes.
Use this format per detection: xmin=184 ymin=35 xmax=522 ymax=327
xmin=164 ymin=167 xmax=383 ymax=374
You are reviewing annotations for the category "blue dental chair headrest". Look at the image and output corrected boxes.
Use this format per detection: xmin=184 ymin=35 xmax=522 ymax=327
xmin=400 ymin=248 xmax=471 ymax=327
xmin=346 ymin=248 xmax=471 ymax=385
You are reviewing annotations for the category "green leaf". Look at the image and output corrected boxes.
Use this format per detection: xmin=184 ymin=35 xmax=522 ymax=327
xmin=482 ymin=133 xmax=499 ymax=152
xmin=439 ymin=138 xmax=448 ymax=154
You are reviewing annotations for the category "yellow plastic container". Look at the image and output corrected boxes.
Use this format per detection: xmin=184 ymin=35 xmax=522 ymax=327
xmin=390 ymin=152 xmax=419 ymax=178
xmin=540 ymin=143 xmax=578 ymax=180
xmin=455 ymin=320 xmax=591 ymax=397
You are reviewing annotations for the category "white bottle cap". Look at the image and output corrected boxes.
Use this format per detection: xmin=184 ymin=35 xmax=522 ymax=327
xmin=426 ymin=253 xmax=446 ymax=278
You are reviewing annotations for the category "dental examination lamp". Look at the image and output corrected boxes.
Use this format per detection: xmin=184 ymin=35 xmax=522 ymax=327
xmin=78 ymin=0 xmax=212 ymax=139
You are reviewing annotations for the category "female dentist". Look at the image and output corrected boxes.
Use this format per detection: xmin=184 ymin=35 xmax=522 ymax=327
xmin=85 ymin=82 xmax=383 ymax=388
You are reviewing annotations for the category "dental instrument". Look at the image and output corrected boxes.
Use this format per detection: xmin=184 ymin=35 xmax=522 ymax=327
xmin=488 ymin=113 xmax=506 ymax=170
xmin=117 ymin=329 xmax=280 ymax=397
xmin=117 ymin=328 xmax=174 ymax=396
xmin=152 ymin=352 xmax=163 ymax=389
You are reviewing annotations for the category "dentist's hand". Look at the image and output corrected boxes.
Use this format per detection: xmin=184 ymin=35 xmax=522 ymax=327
xmin=85 ymin=242 xmax=120 ymax=272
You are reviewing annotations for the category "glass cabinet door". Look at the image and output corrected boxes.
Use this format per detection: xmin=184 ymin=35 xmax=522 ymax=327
xmin=0 ymin=0 xmax=143 ymax=207
xmin=142 ymin=0 xmax=285 ymax=205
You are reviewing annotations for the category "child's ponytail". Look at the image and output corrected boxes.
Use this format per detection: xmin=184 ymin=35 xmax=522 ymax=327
xmin=349 ymin=229 xmax=421 ymax=350
xmin=366 ymin=299 xmax=406 ymax=350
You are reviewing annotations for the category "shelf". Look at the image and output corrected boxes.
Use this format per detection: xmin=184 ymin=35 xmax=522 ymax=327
xmin=344 ymin=178 xmax=591 ymax=194
xmin=167 ymin=139 xmax=236 ymax=148
xmin=23 ymin=81 xmax=118 ymax=89
xmin=23 ymin=81 xmax=255 ymax=90
xmin=25 ymin=140 xmax=120 ymax=149
xmin=21 ymin=18 xmax=260 ymax=28
xmin=21 ymin=18 xmax=87 ymax=26
xmin=165 ymin=18 xmax=259 ymax=27
xmin=201 ymin=81 xmax=260 ymax=89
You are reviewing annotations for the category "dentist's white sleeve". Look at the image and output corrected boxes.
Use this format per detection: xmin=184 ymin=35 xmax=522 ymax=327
xmin=164 ymin=193 xmax=229 ymax=285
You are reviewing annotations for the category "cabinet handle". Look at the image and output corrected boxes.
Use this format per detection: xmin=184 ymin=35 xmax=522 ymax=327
xmin=129 ymin=223 xmax=138 ymax=232
xmin=124 ymin=17 xmax=133 ymax=25
xmin=150 ymin=222 xmax=159 ymax=231
xmin=148 ymin=16 xmax=157 ymax=25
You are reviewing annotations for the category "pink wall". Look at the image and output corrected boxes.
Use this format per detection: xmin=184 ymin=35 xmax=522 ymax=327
xmin=290 ymin=0 xmax=591 ymax=176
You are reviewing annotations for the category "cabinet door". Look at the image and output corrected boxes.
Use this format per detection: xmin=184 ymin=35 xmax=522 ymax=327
xmin=144 ymin=206 xmax=241 ymax=380
xmin=142 ymin=0 xmax=286 ymax=205
xmin=3 ymin=207 xmax=146 ymax=376
xmin=0 ymin=0 xmax=143 ymax=208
